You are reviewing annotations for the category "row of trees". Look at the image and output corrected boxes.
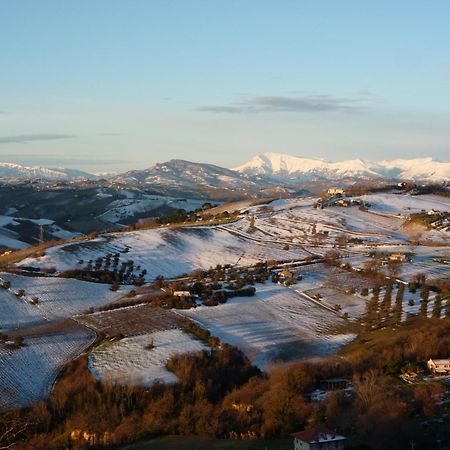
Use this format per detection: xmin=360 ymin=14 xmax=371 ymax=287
xmin=60 ymin=253 xmax=146 ymax=286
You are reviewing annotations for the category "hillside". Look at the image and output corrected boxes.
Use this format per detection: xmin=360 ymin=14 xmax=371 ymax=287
xmin=112 ymin=159 xmax=277 ymax=199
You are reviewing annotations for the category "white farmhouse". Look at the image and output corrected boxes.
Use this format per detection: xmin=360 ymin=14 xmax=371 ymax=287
xmin=292 ymin=426 xmax=346 ymax=450
xmin=327 ymin=187 xmax=344 ymax=195
xmin=427 ymin=358 xmax=450 ymax=375
xmin=173 ymin=291 xmax=191 ymax=297
xmin=388 ymin=253 xmax=408 ymax=262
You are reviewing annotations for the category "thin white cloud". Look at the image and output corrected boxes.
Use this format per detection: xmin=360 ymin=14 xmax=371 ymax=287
xmin=197 ymin=94 xmax=367 ymax=114
xmin=0 ymin=134 xmax=76 ymax=144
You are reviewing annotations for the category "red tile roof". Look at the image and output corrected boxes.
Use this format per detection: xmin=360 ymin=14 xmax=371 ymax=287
xmin=291 ymin=425 xmax=346 ymax=443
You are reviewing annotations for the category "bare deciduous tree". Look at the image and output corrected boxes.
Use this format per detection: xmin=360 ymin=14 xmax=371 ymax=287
xmin=0 ymin=405 xmax=32 ymax=449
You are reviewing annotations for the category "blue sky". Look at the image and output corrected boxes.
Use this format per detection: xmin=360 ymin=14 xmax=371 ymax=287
xmin=1 ymin=0 xmax=449 ymax=171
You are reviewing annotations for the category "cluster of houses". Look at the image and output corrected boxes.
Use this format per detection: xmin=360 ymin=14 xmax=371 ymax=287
xmin=276 ymin=268 xmax=302 ymax=286
xmin=401 ymin=358 xmax=450 ymax=384
xmin=333 ymin=198 xmax=366 ymax=208
xmin=318 ymin=188 xmax=369 ymax=210
xmin=162 ymin=261 xmax=311 ymax=301
xmin=426 ymin=209 xmax=450 ymax=231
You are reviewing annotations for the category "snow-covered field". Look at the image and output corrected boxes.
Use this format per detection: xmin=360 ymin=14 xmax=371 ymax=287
xmin=356 ymin=193 xmax=450 ymax=216
xmin=0 ymin=322 xmax=95 ymax=408
xmin=0 ymin=273 xmax=126 ymax=331
xmin=16 ymin=192 xmax=449 ymax=282
xmin=18 ymin=226 xmax=309 ymax=280
xmin=89 ymin=329 xmax=207 ymax=386
xmin=178 ymin=283 xmax=355 ymax=369
xmin=303 ymin=287 xmax=368 ymax=318
xmin=348 ymin=246 xmax=450 ymax=282
xmin=217 ymin=197 xmax=411 ymax=250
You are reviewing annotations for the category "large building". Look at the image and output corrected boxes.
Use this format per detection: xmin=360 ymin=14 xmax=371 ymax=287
xmin=292 ymin=425 xmax=346 ymax=450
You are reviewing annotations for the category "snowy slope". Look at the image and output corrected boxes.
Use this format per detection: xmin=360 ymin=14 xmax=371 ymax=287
xmin=17 ymin=192 xmax=450 ymax=279
xmin=0 ymin=162 xmax=94 ymax=180
xmin=0 ymin=324 xmax=95 ymax=407
xmin=180 ymin=283 xmax=355 ymax=369
xmin=18 ymin=226 xmax=309 ymax=279
xmin=234 ymin=152 xmax=450 ymax=181
xmin=355 ymin=193 xmax=450 ymax=216
xmin=89 ymin=329 xmax=207 ymax=386
xmin=0 ymin=274 xmax=127 ymax=331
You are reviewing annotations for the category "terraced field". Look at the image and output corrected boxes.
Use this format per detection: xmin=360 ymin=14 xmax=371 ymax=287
xmin=77 ymin=304 xmax=184 ymax=336
xmin=0 ymin=273 xmax=126 ymax=331
xmin=0 ymin=320 xmax=95 ymax=408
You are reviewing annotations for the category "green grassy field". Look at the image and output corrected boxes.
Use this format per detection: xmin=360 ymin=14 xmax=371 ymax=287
xmin=119 ymin=436 xmax=291 ymax=450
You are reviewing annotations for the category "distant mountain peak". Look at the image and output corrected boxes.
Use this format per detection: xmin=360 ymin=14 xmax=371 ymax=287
xmin=112 ymin=158 xmax=264 ymax=197
xmin=0 ymin=162 xmax=95 ymax=181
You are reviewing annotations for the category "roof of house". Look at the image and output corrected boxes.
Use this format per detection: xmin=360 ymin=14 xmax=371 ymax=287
xmin=291 ymin=425 xmax=346 ymax=443
xmin=430 ymin=359 xmax=450 ymax=365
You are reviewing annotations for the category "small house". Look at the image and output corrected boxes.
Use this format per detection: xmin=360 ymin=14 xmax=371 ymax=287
xmin=278 ymin=269 xmax=295 ymax=285
xmin=172 ymin=291 xmax=191 ymax=298
xmin=388 ymin=253 xmax=408 ymax=262
xmin=327 ymin=188 xmax=344 ymax=196
xmin=292 ymin=425 xmax=346 ymax=450
xmin=427 ymin=358 xmax=450 ymax=376
xmin=279 ymin=269 xmax=294 ymax=279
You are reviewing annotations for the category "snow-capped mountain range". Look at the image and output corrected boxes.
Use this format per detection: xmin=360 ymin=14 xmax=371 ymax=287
xmin=0 ymin=153 xmax=448 ymax=186
xmin=0 ymin=163 xmax=95 ymax=181
xmin=233 ymin=152 xmax=450 ymax=182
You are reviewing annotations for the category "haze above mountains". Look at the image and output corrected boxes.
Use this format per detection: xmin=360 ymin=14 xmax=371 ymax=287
xmin=1 ymin=153 xmax=449 ymax=186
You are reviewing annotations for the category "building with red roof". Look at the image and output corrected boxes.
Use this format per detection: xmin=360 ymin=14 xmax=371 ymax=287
xmin=291 ymin=425 xmax=346 ymax=450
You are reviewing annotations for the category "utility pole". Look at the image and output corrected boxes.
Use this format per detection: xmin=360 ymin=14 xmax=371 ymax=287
xmin=39 ymin=225 xmax=45 ymax=244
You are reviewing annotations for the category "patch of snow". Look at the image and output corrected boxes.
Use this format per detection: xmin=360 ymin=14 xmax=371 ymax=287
xmin=89 ymin=329 xmax=207 ymax=386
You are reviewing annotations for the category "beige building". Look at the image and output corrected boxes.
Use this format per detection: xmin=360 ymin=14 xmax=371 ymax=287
xmin=388 ymin=253 xmax=408 ymax=262
xmin=172 ymin=291 xmax=191 ymax=297
xmin=327 ymin=187 xmax=344 ymax=195
xmin=427 ymin=358 xmax=450 ymax=375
